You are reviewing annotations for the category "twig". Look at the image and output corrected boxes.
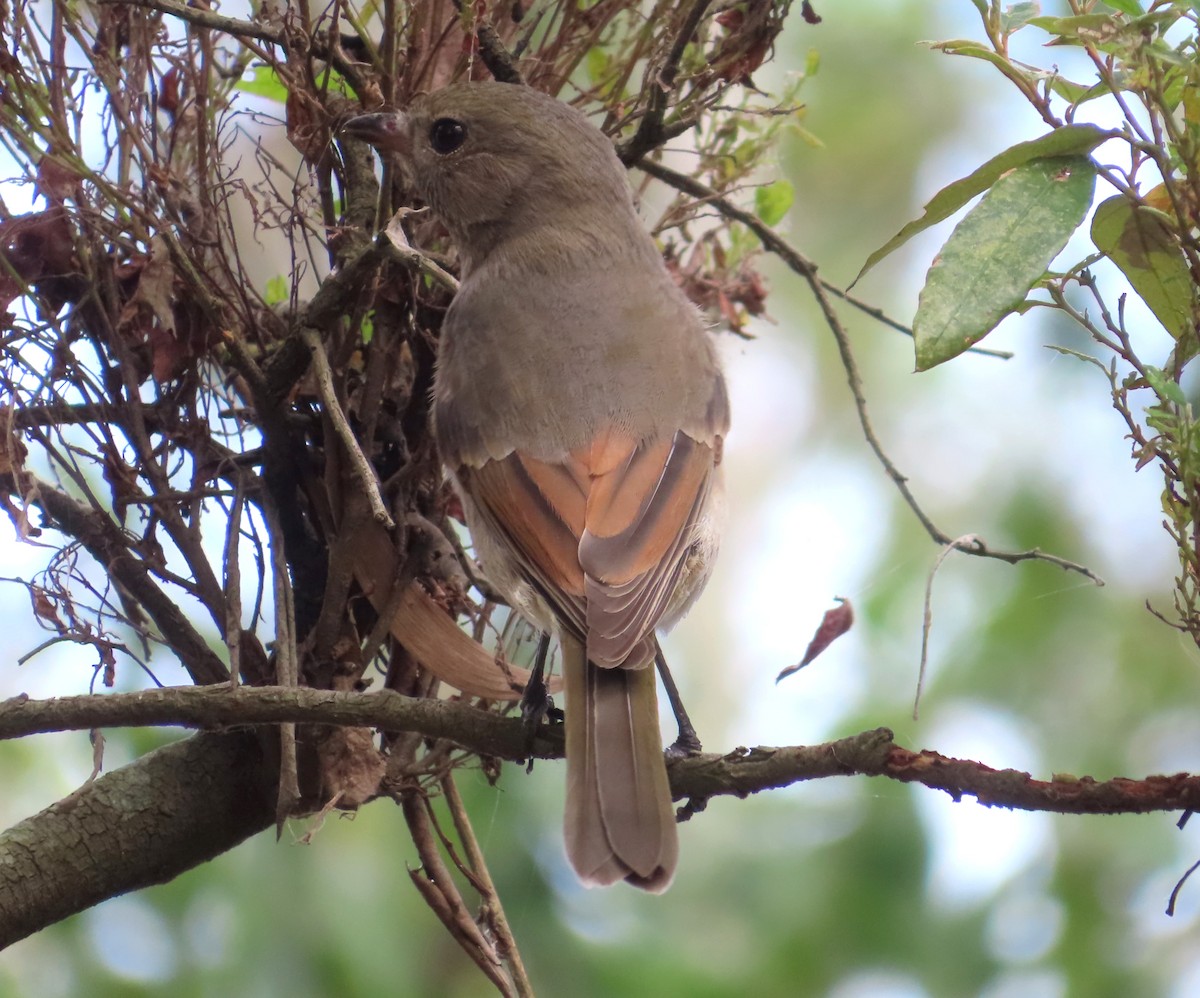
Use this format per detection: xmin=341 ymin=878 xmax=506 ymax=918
xmin=93 ymin=0 xmax=282 ymax=42
xmin=224 ymin=482 xmax=245 ymax=689
xmin=639 ymin=160 xmax=1103 ymax=585
xmin=300 ymin=328 xmax=395 ymax=528
xmin=638 ymin=159 xmax=1011 ymax=359
xmin=1168 ymin=857 xmax=1200 ymax=916
xmin=383 ymin=211 xmax=460 ymax=293
xmin=441 ymin=773 xmax=534 ymax=996
xmin=621 ymin=0 xmax=713 ymax=162
xmin=5 ymin=472 xmax=229 ymax=684
xmin=915 ymin=535 xmax=979 ymax=720
xmin=476 ymin=23 xmax=525 ymax=85
xmin=261 ymin=496 xmax=300 ymax=831
xmin=400 ymin=790 xmax=512 ymax=995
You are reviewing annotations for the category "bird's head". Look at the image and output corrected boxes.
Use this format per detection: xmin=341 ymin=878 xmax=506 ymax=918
xmin=342 ymin=83 xmax=633 ymax=256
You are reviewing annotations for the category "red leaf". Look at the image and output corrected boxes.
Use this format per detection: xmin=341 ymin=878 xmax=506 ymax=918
xmin=777 ymin=598 xmax=854 ymax=682
xmin=31 ymin=587 xmax=63 ymax=628
xmin=159 ymin=67 xmax=182 ymax=115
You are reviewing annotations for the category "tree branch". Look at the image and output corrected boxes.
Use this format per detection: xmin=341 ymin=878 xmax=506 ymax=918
xmin=2 ymin=682 xmax=1191 ymax=949
xmin=0 ymin=730 xmax=276 ymax=949
xmin=1 ymin=687 xmax=1195 ymax=816
xmin=95 ymin=0 xmax=282 ymax=43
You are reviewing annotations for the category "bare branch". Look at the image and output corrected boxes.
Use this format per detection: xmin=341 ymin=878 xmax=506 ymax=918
xmin=639 ymin=160 xmax=1104 ymax=586
xmin=94 ymin=0 xmax=282 ymax=43
xmin=621 ymin=0 xmax=713 ymax=162
xmin=441 ymin=773 xmax=535 ymax=997
xmin=6 ymin=474 xmax=229 ymax=684
xmin=0 ymin=687 xmax=1195 ymax=816
xmin=300 ymin=327 xmax=395 ymax=527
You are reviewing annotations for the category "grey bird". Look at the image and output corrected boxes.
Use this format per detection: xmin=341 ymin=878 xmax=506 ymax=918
xmin=344 ymin=82 xmax=729 ymax=891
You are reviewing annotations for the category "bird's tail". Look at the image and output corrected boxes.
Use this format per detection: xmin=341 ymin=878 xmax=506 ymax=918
xmin=562 ymin=633 xmax=677 ymax=891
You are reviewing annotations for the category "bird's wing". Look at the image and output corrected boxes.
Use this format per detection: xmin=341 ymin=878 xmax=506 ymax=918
xmin=460 ymin=427 xmax=718 ymax=667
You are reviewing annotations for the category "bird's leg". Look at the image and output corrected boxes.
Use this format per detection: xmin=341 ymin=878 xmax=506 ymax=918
xmin=520 ymin=631 xmax=556 ymax=759
xmin=656 ymin=647 xmax=703 ymax=758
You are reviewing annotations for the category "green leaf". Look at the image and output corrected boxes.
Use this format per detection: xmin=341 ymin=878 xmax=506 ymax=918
xmin=931 ymin=38 xmax=1096 ymax=106
xmin=1103 ymin=0 xmax=1145 ymax=15
xmin=754 ymin=179 xmax=794 ymax=226
xmin=1002 ymin=2 xmax=1042 ymax=34
xmin=1145 ymin=365 xmax=1187 ymax=405
xmin=1164 ymin=335 xmax=1200 ymax=375
xmin=856 ymin=124 xmax=1108 ymax=283
xmin=1090 ymin=195 xmax=1194 ymax=340
xmin=585 ymin=47 xmax=610 ymax=86
xmin=913 ymin=156 xmax=1097 ymax=370
xmin=235 ymin=65 xmax=288 ymax=103
xmin=930 ymin=39 xmax=1036 ymax=92
xmin=1045 ymin=343 xmax=1109 ymax=372
xmin=1043 ymin=74 xmax=1092 ymax=104
xmin=264 ymin=274 xmax=288 ymax=307
xmin=1028 ymin=14 xmax=1114 ymax=38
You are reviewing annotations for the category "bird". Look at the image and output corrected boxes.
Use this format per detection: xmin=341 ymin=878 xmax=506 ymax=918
xmin=343 ymin=82 xmax=729 ymax=891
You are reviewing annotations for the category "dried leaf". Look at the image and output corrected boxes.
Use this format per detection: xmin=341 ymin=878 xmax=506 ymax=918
xmin=0 ymin=421 xmax=27 ymax=474
xmin=317 ymin=726 xmax=386 ymax=808
xmin=100 ymin=643 xmax=117 ymax=687
xmin=776 ymin=598 xmax=854 ymax=682
xmin=710 ymin=3 xmax=785 ymax=85
xmin=118 ymin=237 xmax=175 ymax=339
xmin=35 ymin=151 xmax=83 ymax=202
xmin=159 ymin=67 xmax=182 ymax=115
xmin=286 ymin=90 xmax=326 ymax=164
xmin=0 ymin=208 xmax=80 ymax=312
xmin=117 ymin=236 xmax=214 ymax=383
xmin=31 ymin=586 xmax=62 ymax=628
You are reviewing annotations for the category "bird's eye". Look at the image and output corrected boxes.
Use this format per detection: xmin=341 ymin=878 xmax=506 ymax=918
xmin=429 ymin=118 xmax=467 ymax=155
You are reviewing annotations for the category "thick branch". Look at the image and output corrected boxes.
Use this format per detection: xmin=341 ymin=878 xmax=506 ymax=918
xmin=1 ymin=687 xmax=1196 ymax=815
xmin=0 ymin=730 xmax=276 ymax=950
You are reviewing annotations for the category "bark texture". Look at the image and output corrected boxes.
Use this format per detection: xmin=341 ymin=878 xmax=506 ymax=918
xmin=0 ymin=731 xmax=276 ymax=949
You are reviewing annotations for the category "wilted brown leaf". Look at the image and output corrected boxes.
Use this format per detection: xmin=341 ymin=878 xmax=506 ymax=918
xmin=709 ymin=1 xmax=787 ymax=86
xmin=317 ymin=726 xmax=386 ymax=808
xmin=159 ymin=66 xmax=182 ymax=115
xmin=0 ymin=419 xmax=26 ymax=475
xmin=100 ymin=643 xmax=117 ymax=687
xmin=31 ymin=586 xmax=63 ymax=628
xmin=35 ymin=151 xmax=83 ymax=202
xmin=777 ymin=598 xmax=854 ymax=682
xmin=665 ymin=237 xmax=769 ymax=333
xmin=0 ymin=208 xmax=80 ymax=312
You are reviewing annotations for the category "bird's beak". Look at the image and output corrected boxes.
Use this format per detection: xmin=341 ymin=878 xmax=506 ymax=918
xmin=340 ymin=111 xmax=411 ymax=154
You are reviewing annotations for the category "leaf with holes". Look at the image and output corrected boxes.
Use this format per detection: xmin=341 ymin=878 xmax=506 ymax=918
xmin=856 ymin=125 xmax=1107 ymax=283
xmin=913 ymin=155 xmax=1096 ymax=370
